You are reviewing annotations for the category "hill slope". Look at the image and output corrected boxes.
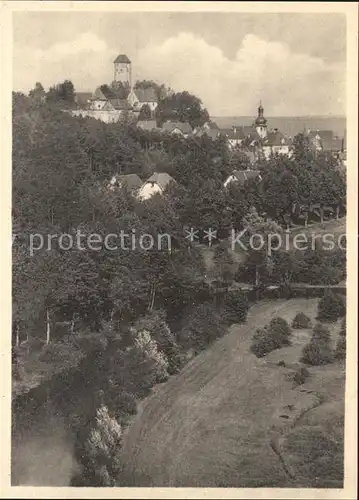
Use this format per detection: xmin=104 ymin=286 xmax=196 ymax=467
xmin=118 ymin=298 xmax=345 ymax=487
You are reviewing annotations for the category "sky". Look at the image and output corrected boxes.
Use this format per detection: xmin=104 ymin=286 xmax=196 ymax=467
xmin=13 ymin=12 xmax=346 ymax=116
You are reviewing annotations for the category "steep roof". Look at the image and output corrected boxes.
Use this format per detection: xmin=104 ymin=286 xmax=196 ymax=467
xmin=230 ymin=128 xmax=246 ymax=140
xmin=264 ymin=130 xmax=292 ymax=147
xmin=109 ymin=98 xmax=131 ymax=110
xmin=92 ymin=87 xmax=108 ymax=100
xmin=162 ymin=121 xmax=192 ymax=135
xmin=145 ymin=172 xmax=176 ymax=191
xmin=218 ymin=128 xmax=233 ymax=137
xmin=231 ymin=170 xmax=262 ymax=186
xmin=194 ymin=128 xmax=220 ymax=140
xmin=137 ymin=120 xmax=159 ymax=131
xmin=204 ymin=129 xmax=221 ymax=140
xmin=114 ymin=54 xmax=131 ymax=64
xmin=132 ymin=87 xmax=158 ymax=103
xmin=111 ymin=174 xmax=143 ymax=191
xmin=240 ymin=126 xmax=260 ymax=142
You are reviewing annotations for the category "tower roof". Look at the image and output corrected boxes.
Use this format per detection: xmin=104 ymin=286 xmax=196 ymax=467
xmin=114 ymin=54 xmax=131 ymax=64
xmin=255 ymin=101 xmax=267 ymax=126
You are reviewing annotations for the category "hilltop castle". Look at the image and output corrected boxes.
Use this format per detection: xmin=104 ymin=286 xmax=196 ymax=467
xmin=73 ymin=54 xmax=158 ymax=123
xmin=113 ymin=54 xmax=132 ymax=87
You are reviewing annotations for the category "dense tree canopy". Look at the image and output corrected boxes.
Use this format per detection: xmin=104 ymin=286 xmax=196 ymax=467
xmin=155 ymin=91 xmax=210 ymax=128
xmin=12 ymin=83 xmax=346 ymax=487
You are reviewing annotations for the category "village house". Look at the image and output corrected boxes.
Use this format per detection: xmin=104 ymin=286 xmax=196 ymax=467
xmin=215 ymin=104 xmax=293 ymax=159
xmin=262 ymin=129 xmax=293 ymax=159
xmin=72 ymin=82 xmax=133 ymax=123
xmin=307 ymin=129 xmax=343 ymax=154
xmin=162 ymin=121 xmax=192 ymax=138
xmin=137 ymin=172 xmax=176 ymax=200
xmin=223 ymin=169 xmax=262 ymax=188
xmin=193 ymin=120 xmax=219 ymax=136
xmin=136 ymin=120 xmax=161 ymax=132
xmin=89 ymin=87 xmax=109 ymax=110
xmin=194 ymin=128 xmax=220 ymax=141
xmin=218 ymin=127 xmax=245 ymax=148
xmin=127 ymin=87 xmax=159 ymax=113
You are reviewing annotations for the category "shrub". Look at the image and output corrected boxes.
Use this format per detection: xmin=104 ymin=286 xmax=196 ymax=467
xmin=223 ymin=292 xmax=249 ymax=325
xmin=250 ymin=317 xmax=292 ymax=358
xmin=312 ymin=323 xmax=331 ymax=342
xmin=268 ymin=317 xmax=292 ymax=346
xmin=292 ymin=312 xmax=312 ymax=329
xmin=317 ymin=292 xmax=346 ymax=322
xmin=250 ymin=326 xmax=277 ymax=358
xmin=301 ymin=341 xmax=334 ymax=366
xmin=301 ymin=325 xmax=334 ymax=366
xmin=335 ymin=337 xmax=346 ymax=361
xmin=293 ymin=366 xmax=310 ymax=386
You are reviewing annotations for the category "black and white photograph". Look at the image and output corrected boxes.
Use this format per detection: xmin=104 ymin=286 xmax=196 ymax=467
xmin=1 ymin=1 xmax=357 ymax=496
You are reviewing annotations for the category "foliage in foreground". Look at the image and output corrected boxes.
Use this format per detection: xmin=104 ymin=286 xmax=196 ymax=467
xmin=283 ymin=426 xmax=344 ymax=485
xmin=84 ymin=405 xmax=123 ymax=486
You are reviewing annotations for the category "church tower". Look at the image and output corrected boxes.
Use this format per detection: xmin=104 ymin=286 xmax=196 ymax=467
xmin=255 ymin=102 xmax=267 ymax=139
xmin=113 ymin=54 xmax=132 ymax=87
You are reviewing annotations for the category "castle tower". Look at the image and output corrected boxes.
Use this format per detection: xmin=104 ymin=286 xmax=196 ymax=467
xmin=113 ymin=54 xmax=132 ymax=87
xmin=255 ymin=101 xmax=267 ymax=139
